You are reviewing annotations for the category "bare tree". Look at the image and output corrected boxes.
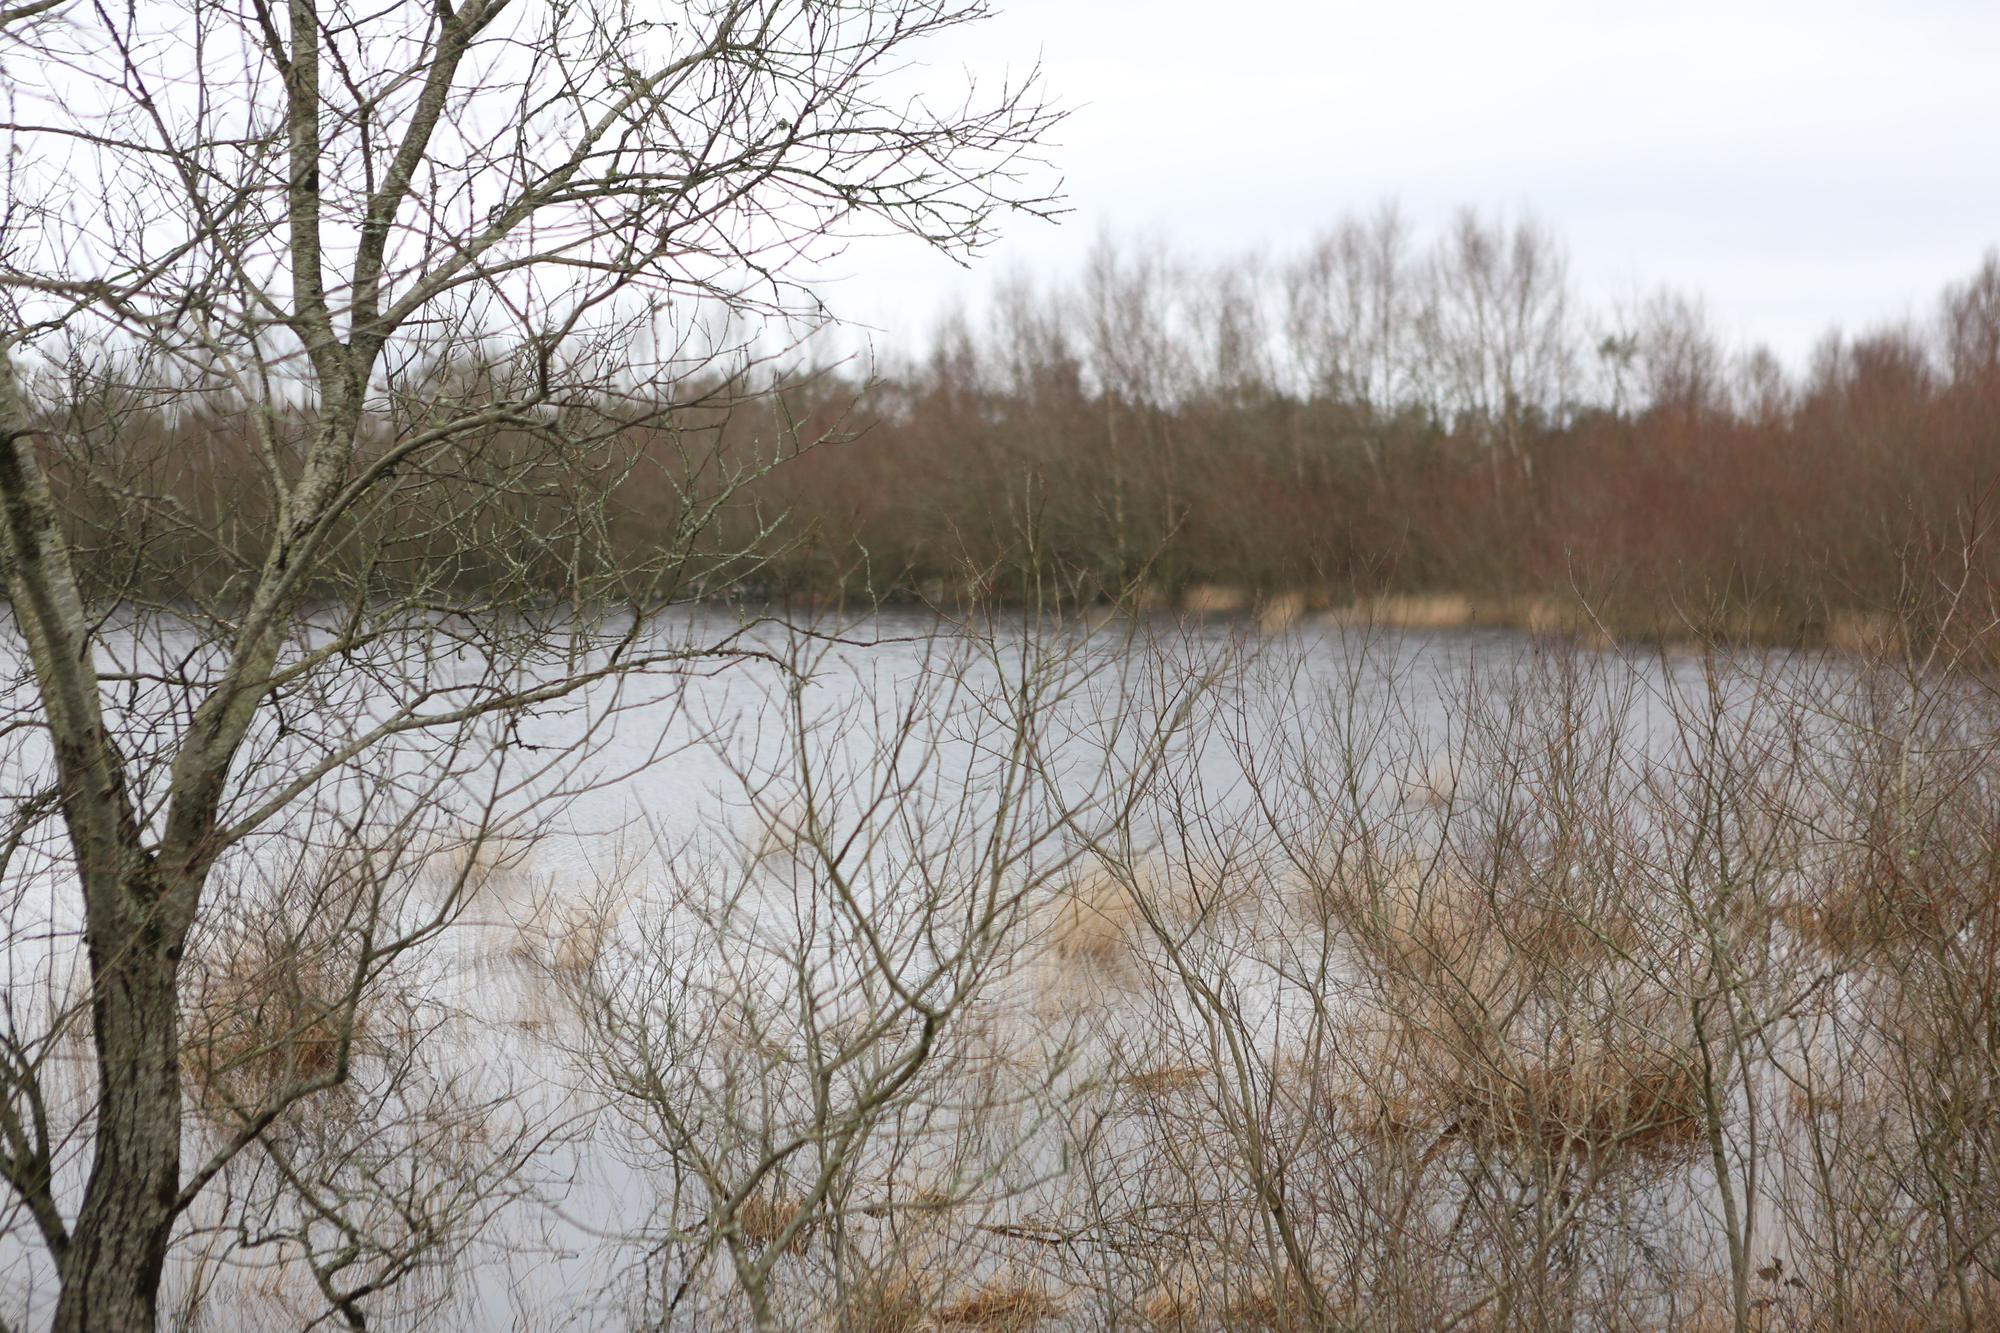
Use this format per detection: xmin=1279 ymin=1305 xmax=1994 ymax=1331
xmin=1418 ymin=210 xmax=1575 ymax=475
xmin=1284 ymin=203 xmax=1418 ymax=474
xmin=0 ymin=0 xmax=1059 ymax=1324
xmin=1596 ymin=288 xmax=1726 ymax=420
xmin=1943 ymin=251 xmax=2000 ymax=386
xmin=556 ymin=607 xmax=1202 ymax=1328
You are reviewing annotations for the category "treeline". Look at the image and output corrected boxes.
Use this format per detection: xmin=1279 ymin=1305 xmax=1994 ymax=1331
xmin=745 ymin=209 xmax=2000 ymax=641
xmin=35 ymin=209 xmax=2000 ymax=643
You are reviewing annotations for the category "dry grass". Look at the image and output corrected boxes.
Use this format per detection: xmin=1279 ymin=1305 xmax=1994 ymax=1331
xmin=160 ymin=603 xmax=2000 ymax=1329
xmin=1326 ymin=593 xmax=1479 ymax=631
xmin=1255 ymin=591 xmax=1307 ymax=635
xmin=1404 ymin=752 xmax=1459 ymax=807
xmin=1777 ymin=860 xmax=1984 ymax=960
xmin=1825 ymin=610 xmax=1902 ymax=654
xmin=1300 ymin=849 xmax=1708 ymax=1174
xmin=1443 ymin=1041 xmax=1706 ymax=1164
xmin=934 ymin=1277 xmax=1063 ymax=1329
xmin=1181 ymin=583 xmax=1250 ymax=615
xmin=1137 ymin=1265 xmax=1202 ymax=1327
xmin=737 ymin=1193 xmax=810 ymax=1250
xmin=1329 ymin=1086 xmax=1436 ymax=1148
xmin=1133 ymin=1269 xmax=1323 ymax=1330
xmin=507 ymin=886 xmax=623 ymax=977
xmin=1324 ymin=854 xmax=1645 ymax=986
xmin=1667 ymin=1273 xmax=2000 ymax=1333
xmin=1523 ymin=596 xmax=1590 ymax=639
xmin=1044 ymin=869 xmax=1147 ymax=972
xmin=1775 ymin=892 xmax=1882 ymax=959
xmin=1214 ymin=1272 xmax=1325 ymax=1331
xmin=1393 ymin=593 xmax=1479 ymax=630
xmin=1318 ymin=1030 xmax=1449 ymax=1147
xmin=839 ymin=1263 xmax=938 ymax=1333
xmin=1038 ymin=863 xmax=1228 ymax=999
xmin=1714 ymin=606 xmax=1790 ymax=644
xmin=1349 ymin=1017 xmax=1709 ymax=1175
xmin=1121 ymin=1063 xmax=1210 ymax=1098
xmin=1338 ymin=859 xmax=1505 ymax=990
xmin=435 ymin=833 xmax=536 ymax=902
xmin=183 ymin=931 xmax=365 ymax=1117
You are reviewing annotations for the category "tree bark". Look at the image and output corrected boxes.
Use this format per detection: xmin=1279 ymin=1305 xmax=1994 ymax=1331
xmin=52 ymin=874 xmax=186 ymax=1332
xmin=3 ymin=362 xmax=193 ymax=1330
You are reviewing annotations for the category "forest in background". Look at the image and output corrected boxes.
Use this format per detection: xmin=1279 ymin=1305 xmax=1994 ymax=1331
xmin=34 ymin=208 xmax=2000 ymax=647
xmin=751 ymin=210 xmax=2000 ymax=644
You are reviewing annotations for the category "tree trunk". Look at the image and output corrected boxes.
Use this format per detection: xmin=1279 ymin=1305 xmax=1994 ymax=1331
xmin=51 ymin=876 xmax=187 ymax=1333
xmin=2 ymin=364 xmax=189 ymax=1329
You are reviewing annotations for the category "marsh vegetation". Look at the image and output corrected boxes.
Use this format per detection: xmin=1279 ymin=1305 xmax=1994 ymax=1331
xmin=7 ymin=605 xmax=1993 ymax=1329
xmin=0 ymin=0 xmax=1996 ymax=1327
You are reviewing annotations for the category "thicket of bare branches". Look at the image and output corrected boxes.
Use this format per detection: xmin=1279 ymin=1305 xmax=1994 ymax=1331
xmin=526 ymin=601 xmax=2000 ymax=1331
xmin=735 ymin=222 xmax=2000 ymax=638
xmin=7 ymin=512 xmax=1997 ymax=1330
xmin=2 ymin=0 xmax=1996 ymax=1328
xmin=22 ymin=208 xmax=2000 ymax=649
xmin=0 ymin=0 xmax=1058 ymax=1325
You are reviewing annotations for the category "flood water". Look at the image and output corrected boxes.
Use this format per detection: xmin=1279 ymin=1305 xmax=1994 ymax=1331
xmin=0 ymin=608 xmax=1887 ymax=1328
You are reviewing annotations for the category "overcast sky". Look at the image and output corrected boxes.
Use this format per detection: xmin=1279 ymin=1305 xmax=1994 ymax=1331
xmin=814 ymin=0 xmax=2000 ymax=365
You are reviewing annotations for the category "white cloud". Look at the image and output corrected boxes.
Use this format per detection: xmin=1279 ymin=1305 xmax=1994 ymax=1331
xmin=815 ymin=0 xmax=2000 ymax=363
